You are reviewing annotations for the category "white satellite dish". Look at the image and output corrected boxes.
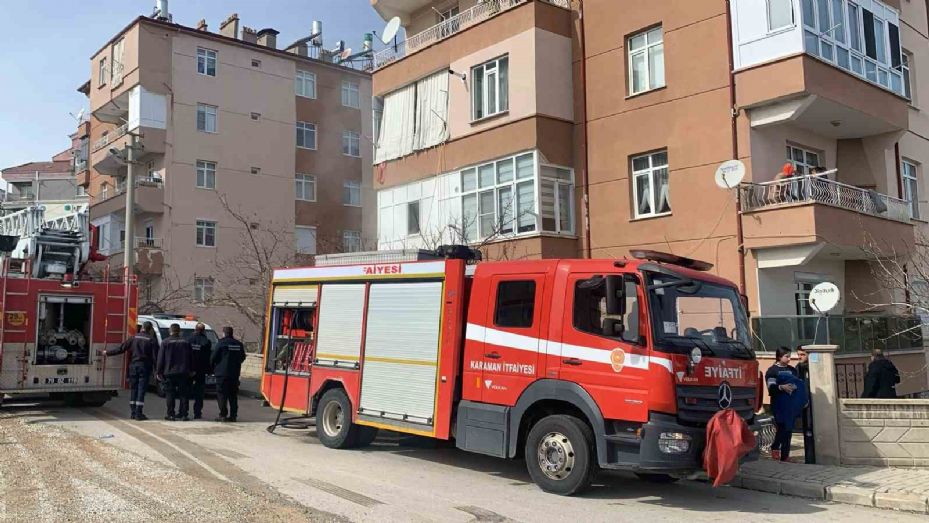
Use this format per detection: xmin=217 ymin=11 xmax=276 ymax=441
xmin=340 ymin=48 xmax=353 ymax=61
xmin=715 ymin=159 xmax=746 ymax=189
xmin=809 ymin=282 xmax=840 ymax=313
xmin=381 ymin=16 xmax=401 ymax=45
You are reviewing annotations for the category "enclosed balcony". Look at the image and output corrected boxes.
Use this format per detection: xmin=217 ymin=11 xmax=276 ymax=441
xmin=752 ymin=314 xmax=923 ymax=355
xmin=89 ymin=178 xmax=164 ymax=220
xmin=90 ymin=85 xmax=167 ymax=176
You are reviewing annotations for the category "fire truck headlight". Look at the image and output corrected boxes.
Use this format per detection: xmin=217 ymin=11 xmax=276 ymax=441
xmin=658 ymin=432 xmax=692 ymax=454
xmin=690 ymin=347 xmax=702 ymax=365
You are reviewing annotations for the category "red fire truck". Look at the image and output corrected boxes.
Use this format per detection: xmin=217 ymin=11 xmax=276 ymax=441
xmin=0 ymin=206 xmax=137 ymax=407
xmin=261 ymin=248 xmax=762 ymax=495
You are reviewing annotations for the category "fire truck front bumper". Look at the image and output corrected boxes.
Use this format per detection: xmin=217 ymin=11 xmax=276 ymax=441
xmin=603 ymin=412 xmax=764 ymax=475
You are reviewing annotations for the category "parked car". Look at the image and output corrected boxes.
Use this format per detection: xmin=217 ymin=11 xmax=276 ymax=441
xmin=138 ymin=314 xmax=220 ymax=397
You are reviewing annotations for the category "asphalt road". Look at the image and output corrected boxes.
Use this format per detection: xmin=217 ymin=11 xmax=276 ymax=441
xmin=0 ymin=391 xmax=924 ymax=522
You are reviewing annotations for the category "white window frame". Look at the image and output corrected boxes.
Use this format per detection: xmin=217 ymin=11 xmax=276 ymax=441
xmin=902 ymin=49 xmax=912 ymax=101
xmin=197 ymin=47 xmax=217 ymax=76
xmin=296 ymin=173 xmax=317 ymax=202
xmin=195 ymin=219 xmax=216 ymax=247
xmin=627 ymin=26 xmax=665 ymax=95
xmin=767 ymin=0 xmax=795 ymax=31
xmin=295 ymin=70 xmax=317 ymax=99
xmin=295 ymin=226 xmax=317 ymax=255
xmin=194 ymin=277 xmax=214 ymax=303
xmin=341 ymin=80 xmax=361 ymax=108
xmin=471 ymin=55 xmax=509 ymax=121
xmin=342 ymin=130 xmax=361 ymax=157
xmin=296 ymin=121 xmax=317 ymax=150
xmin=343 ymin=180 xmax=362 ymax=207
xmin=111 ymin=38 xmax=125 ymax=85
xmin=196 ymin=160 xmax=216 ymax=189
xmin=461 ymin=151 xmax=539 ymax=242
xmin=342 ymin=230 xmax=362 ymax=253
xmin=631 ymin=150 xmax=671 ymax=219
xmin=197 ymin=104 xmax=218 ymax=133
xmin=98 ymin=57 xmax=107 ymax=87
xmin=903 ymin=159 xmax=920 ymax=220
xmin=540 ymin=165 xmax=576 ymax=235
xmin=787 ymin=144 xmax=822 ymax=174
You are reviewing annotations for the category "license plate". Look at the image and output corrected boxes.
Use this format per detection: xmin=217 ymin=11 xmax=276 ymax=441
xmin=205 ymin=376 xmax=216 ymax=385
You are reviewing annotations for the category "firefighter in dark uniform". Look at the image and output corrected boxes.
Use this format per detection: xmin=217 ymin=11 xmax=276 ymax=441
xmin=186 ymin=323 xmax=213 ymax=420
xmin=102 ymin=321 xmax=158 ymax=420
xmin=211 ymin=326 xmax=246 ymax=422
xmin=157 ymin=323 xmax=193 ymax=421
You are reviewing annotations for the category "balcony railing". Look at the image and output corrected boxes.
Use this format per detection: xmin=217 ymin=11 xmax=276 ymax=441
xmin=98 ymin=177 xmax=163 ymax=204
xmin=740 ymin=173 xmax=912 ymax=223
xmin=371 ymin=0 xmax=570 ymax=70
xmin=92 ymin=122 xmax=129 ymax=152
xmin=135 ymin=237 xmax=163 ymax=249
xmin=752 ymin=315 xmax=924 ymax=355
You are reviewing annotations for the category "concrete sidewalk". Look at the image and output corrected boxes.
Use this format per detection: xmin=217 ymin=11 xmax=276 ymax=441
xmin=737 ymin=459 xmax=929 ymax=514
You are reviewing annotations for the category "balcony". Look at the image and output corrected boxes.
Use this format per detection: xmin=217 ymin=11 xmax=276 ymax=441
xmin=89 ymin=178 xmax=164 ymax=220
xmin=752 ymin=315 xmax=923 ymax=355
xmin=740 ymin=174 xmax=914 ymax=258
xmin=101 ymin=237 xmax=164 ymax=276
xmin=371 ymin=0 xmax=570 ymax=70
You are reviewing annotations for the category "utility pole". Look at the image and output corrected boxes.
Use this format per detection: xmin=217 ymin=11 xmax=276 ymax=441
xmin=116 ymin=132 xmax=142 ymax=338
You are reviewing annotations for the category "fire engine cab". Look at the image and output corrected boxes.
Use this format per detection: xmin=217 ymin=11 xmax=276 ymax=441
xmin=261 ymin=248 xmax=762 ymax=495
xmin=0 ymin=205 xmax=137 ymax=407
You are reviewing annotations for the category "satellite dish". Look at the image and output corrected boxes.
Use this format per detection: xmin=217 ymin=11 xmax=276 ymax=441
xmin=715 ymin=159 xmax=746 ymax=189
xmin=381 ymin=16 xmax=401 ymax=45
xmin=340 ymin=48 xmax=353 ymax=61
xmin=809 ymin=282 xmax=840 ymax=314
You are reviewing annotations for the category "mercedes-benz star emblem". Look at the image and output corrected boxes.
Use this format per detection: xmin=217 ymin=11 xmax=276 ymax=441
xmin=718 ymin=382 xmax=733 ymax=410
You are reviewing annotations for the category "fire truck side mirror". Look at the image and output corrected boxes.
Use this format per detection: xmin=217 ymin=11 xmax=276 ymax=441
xmin=605 ymin=275 xmax=625 ymax=316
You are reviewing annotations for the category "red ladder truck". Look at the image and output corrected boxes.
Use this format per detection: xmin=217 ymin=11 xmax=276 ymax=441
xmin=261 ymin=247 xmax=763 ymax=495
xmin=0 ymin=205 xmax=137 ymax=407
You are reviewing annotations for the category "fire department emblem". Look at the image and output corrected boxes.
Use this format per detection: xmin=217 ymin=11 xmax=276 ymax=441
xmin=6 ymin=312 xmax=25 ymax=327
xmin=610 ymin=348 xmax=625 ymax=373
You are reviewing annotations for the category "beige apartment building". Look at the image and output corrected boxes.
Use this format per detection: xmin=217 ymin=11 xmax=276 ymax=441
xmin=369 ymin=0 xmax=929 ymax=393
xmin=83 ymin=10 xmax=373 ymax=346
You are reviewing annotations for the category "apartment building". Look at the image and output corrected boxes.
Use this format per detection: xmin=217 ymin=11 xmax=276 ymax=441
xmin=370 ymin=0 xmax=929 ymax=393
xmin=83 ymin=10 xmax=373 ymax=346
xmin=1 ymin=124 xmax=89 ymax=219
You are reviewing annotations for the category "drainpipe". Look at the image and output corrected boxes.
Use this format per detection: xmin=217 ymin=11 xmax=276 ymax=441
xmin=725 ymin=0 xmax=748 ymax=297
xmin=577 ymin=0 xmax=592 ymax=258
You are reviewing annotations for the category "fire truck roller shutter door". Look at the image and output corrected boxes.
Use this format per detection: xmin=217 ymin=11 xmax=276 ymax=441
xmin=359 ymin=281 xmax=443 ymax=425
xmin=272 ymin=285 xmax=318 ymax=307
xmin=314 ymin=284 xmax=366 ymax=367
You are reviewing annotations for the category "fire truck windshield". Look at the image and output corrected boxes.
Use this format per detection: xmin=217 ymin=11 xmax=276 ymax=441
xmin=646 ymin=275 xmax=753 ymax=359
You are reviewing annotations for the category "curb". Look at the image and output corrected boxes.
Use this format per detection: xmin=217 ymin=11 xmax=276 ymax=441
xmin=735 ymin=473 xmax=929 ymax=515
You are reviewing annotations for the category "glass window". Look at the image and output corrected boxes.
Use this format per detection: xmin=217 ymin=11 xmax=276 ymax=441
xmin=295 ymin=174 xmax=316 ymax=201
xmin=195 ymin=220 xmax=216 ymax=247
xmin=540 ymin=165 xmax=574 ymax=234
xmin=902 ymin=51 xmax=912 ymax=100
xmin=342 ymin=131 xmax=361 ymax=157
xmin=197 ymin=47 xmax=217 ymax=76
xmin=98 ymin=57 xmax=107 ymax=87
xmin=632 ymin=150 xmax=670 ymax=218
xmin=295 ymin=226 xmax=317 ymax=255
xmin=787 ymin=144 xmax=821 ymax=174
xmin=295 ymin=70 xmax=317 ymax=98
xmin=471 ymin=56 xmax=509 ymax=120
xmin=342 ymin=230 xmax=362 ymax=253
xmin=494 ymin=281 xmax=536 ymax=328
xmin=832 ymin=0 xmax=846 ymax=43
xmin=343 ymin=181 xmax=361 ymax=206
xmin=296 ymin=121 xmax=317 ymax=149
xmin=573 ymin=277 xmax=640 ymax=343
xmin=197 ymin=104 xmax=217 ymax=133
xmin=342 ymin=80 xmax=361 ymax=108
xmin=196 ymin=160 xmax=216 ymax=189
xmin=628 ymin=26 xmax=665 ymax=95
xmin=194 ymin=277 xmax=214 ymax=302
xmin=903 ymin=160 xmax=920 ymax=219
xmin=407 ymin=201 xmax=420 ymax=235
xmin=847 ymin=3 xmax=861 ymax=51
xmin=767 ymin=0 xmax=794 ymax=31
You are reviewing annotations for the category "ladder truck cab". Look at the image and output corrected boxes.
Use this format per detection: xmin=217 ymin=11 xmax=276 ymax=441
xmin=0 ymin=205 xmax=137 ymax=407
xmin=261 ymin=248 xmax=763 ymax=495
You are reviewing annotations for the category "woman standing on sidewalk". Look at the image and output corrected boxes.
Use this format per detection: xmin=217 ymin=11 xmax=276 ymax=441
xmin=767 ymin=347 xmax=800 ymax=461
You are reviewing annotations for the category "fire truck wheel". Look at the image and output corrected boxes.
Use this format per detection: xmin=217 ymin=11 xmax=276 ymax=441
xmin=525 ymin=414 xmax=596 ymax=496
xmin=634 ymin=473 xmax=679 ymax=484
xmin=317 ymin=388 xmax=359 ymax=449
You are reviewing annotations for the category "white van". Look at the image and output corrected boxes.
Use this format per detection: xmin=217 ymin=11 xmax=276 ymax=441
xmin=137 ymin=314 xmax=220 ymax=396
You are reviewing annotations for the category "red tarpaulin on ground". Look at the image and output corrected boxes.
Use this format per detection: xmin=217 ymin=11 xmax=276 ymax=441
xmin=704 ymin=408 xmax=757 ymax=487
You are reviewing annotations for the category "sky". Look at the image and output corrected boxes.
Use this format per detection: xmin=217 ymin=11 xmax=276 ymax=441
xmin=0 ymin=0 xmax=387 ymax=170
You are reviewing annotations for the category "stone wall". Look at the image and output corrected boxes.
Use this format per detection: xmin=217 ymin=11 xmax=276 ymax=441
xmin=839 ymin=399 xmax=929 ymax=466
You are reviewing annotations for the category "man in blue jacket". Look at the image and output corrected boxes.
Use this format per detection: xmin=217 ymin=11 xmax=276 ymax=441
xmin=211 ymin=326 xmax=246 ymax=422
xmin=157 ymin=323 xmax=193 ymax=421
xmin=103 ymin=321 xmax=158 ymax=420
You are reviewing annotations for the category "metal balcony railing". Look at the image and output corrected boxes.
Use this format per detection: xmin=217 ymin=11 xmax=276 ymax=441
xmin=371 ymin=0 xmax=570 ymax=70
xmin=91 ymin=122 xmax=129 ymax=152
xmin=751 ymin=315 xmax=924 ymax=355
xmin=740 ymin=173 xmax=913 ymax=223
xmin=135 ymin=237 xmax=163 ymax=249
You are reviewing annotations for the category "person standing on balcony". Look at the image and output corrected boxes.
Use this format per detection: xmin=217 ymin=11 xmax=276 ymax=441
xmin=766 ymin=347 xmax=803 ymax=461
xmin=863 ymin=348 xmax=901 ymax=399
xmin=774 ymin=163 xmax=799 ymax=202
